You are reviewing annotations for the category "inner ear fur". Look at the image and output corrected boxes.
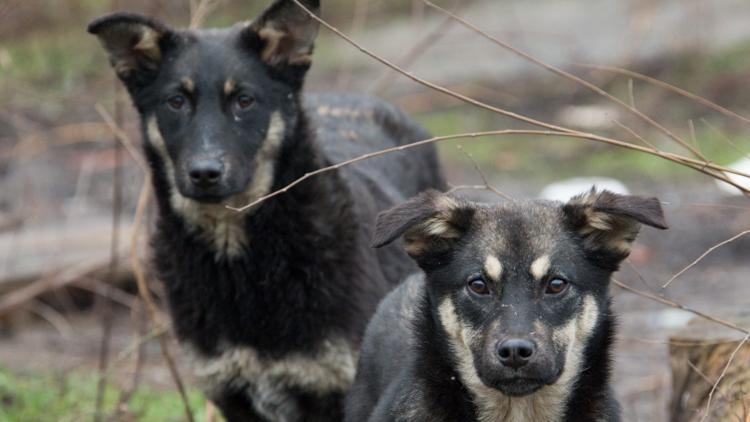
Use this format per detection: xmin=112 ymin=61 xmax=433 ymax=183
xmin=88 ymin=13 xmax=170 ymax=85
xmin=372 ymin=190 xmax=474 ymax=261
xmin=246 ymin=0 xmax=320 ymax=68
xmin=564 ymin=189 xmax=668 ymax=264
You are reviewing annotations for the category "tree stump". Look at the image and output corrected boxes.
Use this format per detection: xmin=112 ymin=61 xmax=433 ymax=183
xmin=670 ymin=313 xmax=750 ymax=422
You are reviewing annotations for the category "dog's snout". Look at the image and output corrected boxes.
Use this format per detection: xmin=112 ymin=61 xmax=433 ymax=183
xmin=188 ymin=159 xmax=223 ymax=188
xmin=497 ymin=339 xmax=536 ymax=369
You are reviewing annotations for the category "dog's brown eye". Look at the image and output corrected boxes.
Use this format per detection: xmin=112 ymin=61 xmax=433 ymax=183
xmin=545 ymin=278 xmax=569 ymax=295
xmin=468 ymin=278 xmax=490 ymax=296
xmin=167 ymin=95 xmax=186 ymax=110
xmin=236 ymin=95 xmax=255 ymax=110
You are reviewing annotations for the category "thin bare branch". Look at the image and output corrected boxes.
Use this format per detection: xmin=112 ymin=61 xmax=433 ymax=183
xmin=613 ymin=278 xmax=749 ymax=335
xmin=95 ymin=104 xmax=149 ymax=172
xmin=230 ymin=130 xmax=566 ymax=212
xmin=662 ymin=229 xmax=750 ymax=288
xmin=231 ymin=125 xmax=750 ymax=212
xmin=278 ymin=0 xmax=750 ymax=210
xmin=95 ymin=82 xmax=125 ymax=422
xmin=613 ymin=120 xmax=658 ymax=150
xmin=0 ymin=259 xmax=122 ymax=318
xmin=190 ymin=0 xmax=222 ymax=29
xmin=421 ymin=0 xmax=710 ymax=161
xmin=701 ymin=333 xmax=750 ymax=422
xmin=26 ymin=300 xmax=74 ymax=339
xmin=288 ymin=0 xmax=577 ymax=135
xmin=455 ymin=144 xmax=512 ymax=200
xmin=369 ymin=0 xmax=465 ymax=94
xmin=688 ymin=119 xmax=702 ymax=154
xmin=577 ymin=64 xmax=750 ymax=126
xmin=628 ymin=78 xmax=637 ymax=109
xmin=700 ymin=118 xmax=750 ymax=161
xmin=129 ymin=176 xmax=195 ymax=422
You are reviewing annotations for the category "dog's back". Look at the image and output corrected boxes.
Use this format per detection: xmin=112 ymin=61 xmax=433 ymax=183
xmin=306 ymin=92 xmax=445 ymax=283
xmin=307 ymin=92 xmax=442 ymax=198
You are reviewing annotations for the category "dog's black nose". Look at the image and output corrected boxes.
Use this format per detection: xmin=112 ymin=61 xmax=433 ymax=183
xmin=188 ymin=159 xmax=223 ymax=188
xmin=497 ymin=339 xmax=536 ymax=369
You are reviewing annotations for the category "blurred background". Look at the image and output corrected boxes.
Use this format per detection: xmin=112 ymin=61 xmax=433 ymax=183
xmin=1 ymin=0 xmax=749 ymax=421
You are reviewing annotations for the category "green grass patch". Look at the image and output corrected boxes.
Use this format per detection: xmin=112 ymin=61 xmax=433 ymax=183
xmin=417 ymin=108 xmax=750 ymax=181
xmin=0 ymin=367 xmax=208 ymax=422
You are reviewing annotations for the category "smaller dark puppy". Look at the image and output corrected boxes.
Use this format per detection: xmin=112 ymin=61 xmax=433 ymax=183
xmin=346 ymin=189 xmax=667 ymax=422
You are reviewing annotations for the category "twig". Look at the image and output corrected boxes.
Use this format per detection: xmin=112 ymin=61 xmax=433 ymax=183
xmin=454 ymin=144 xmax=511 ymax=200
xmin=612 ymin=278 xmax=749 ymax=335
xmin=369 ymin=0 xmax=465 ymax=94
xmin=662 ymin=229 xmax=750 ymax=288
xmin=0 ymin=122 xmax=114 ymax=161
xmin=685 ymin=360 xmax=731 ymax=404
xmin=336 ymin=0 xmax=370 ymax=89
xmin=0 ymin=258 xmax=117 ymax=319
xmin=189 ymin=0 xmax=221 ymax=29
xmin=577 ymin=64 xmax=750 ymax=127
xmin=700 ymin=118 xmax=750 ymax=161
xmin=420 ymin=0 xmax=710 ymax=162
xmin=130 ymin=176 xmax=195 ymax=422
xmin=94 ymin=81 xmax=125 ymax=422
xmin=26 ymin=299 xmax=74 ymax=339
xmin=628 ymin=78 xmax=637 ymax=109
xmin=111 ymin=298 xmax=148 ymax=418
xmin=701 ymin=333 xmax=750 ymax=422
xmin=95 ymin=104 xmax=148 ymax=172
xmin=78 ymin=279 xmax=138 ymax=309
xmin=230 ymin=126 xmax=750 ymax=212
xmin=276 ymin=0 xmax=750 ymax=215
xmin=613 ymin=120 xmax=658 ymax=150
xmin=688 ymin=119 xmax=702 ymax=154
xmin=288 ymin=0 xmax=577 ymax=135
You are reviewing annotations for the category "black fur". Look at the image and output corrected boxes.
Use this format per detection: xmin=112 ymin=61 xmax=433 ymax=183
xmin=347 ymin=191 xmax=666 ymax=422
xmin=88 ymin=1 xmax=445 ymax=420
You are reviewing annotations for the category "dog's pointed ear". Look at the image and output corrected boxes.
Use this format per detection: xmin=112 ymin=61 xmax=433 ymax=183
xmin=373 ymin=190 xmax=475 ymax=265
xmin=563 ymin=189 xmax=667 ymax=269
xmin=88 ymin=13 xmax=171 ymax=87
xmin=243 ymin=0 xmax=320 ymax=78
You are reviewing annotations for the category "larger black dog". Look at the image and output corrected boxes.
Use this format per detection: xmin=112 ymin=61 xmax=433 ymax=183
xmin=347 ymin=189 xmax=667 ymax=422
xmin=88 ymin=1 xmax=444 ymax=420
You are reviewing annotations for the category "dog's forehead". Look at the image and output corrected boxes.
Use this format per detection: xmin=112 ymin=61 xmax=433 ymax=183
xmin=470 ymin=200 xmax=568 ymax=257
xmin=166 ymin=27 xmax=262 ymax=83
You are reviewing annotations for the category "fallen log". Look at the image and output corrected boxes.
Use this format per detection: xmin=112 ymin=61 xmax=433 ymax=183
xmin=0 ymin=217 xmax=134 ymax=295
xmin=669 ymin=312 xmax=750 ymax=422
xmin=0 ymin=257 xmax=130 ymax=318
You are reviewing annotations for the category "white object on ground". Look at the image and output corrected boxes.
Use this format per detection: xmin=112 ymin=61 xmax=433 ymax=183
xmin=715 ymin=157 xmax=750 ymax=196
xmin=540 ymin=177 xmax=629 ymax=202
xmin=556 ymin=104 xmax=620 ymax=130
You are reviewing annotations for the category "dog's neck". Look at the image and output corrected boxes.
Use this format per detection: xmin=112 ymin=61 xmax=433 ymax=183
xmin=411 ymin=295 xmax=615 ymax=422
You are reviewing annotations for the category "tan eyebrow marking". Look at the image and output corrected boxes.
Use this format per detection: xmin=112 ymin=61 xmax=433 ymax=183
xmin=181 ymin=77 xmax=194 ymax=93
xmin=530 ymin=255 xmax=551 ymax=281
xmin=224 ymin=79 xmax=237 ymax=96
xmin=484 ymin=256 xmax=503 ymax=281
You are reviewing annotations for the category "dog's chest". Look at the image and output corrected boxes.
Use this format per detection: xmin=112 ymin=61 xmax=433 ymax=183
xmin=184 ymin=338 xmax=357 ymax=421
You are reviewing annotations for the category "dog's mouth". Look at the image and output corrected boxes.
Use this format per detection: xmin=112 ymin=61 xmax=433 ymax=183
xmin=177 ymin=181 xmax=249 ymax=205
xmin=485 ymin=366 xmax=563 ymax=397
xmin=492 ymin=378 xmax=547 ymax=397
xmin=183 ymin=190 xmax=230 ymax=204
